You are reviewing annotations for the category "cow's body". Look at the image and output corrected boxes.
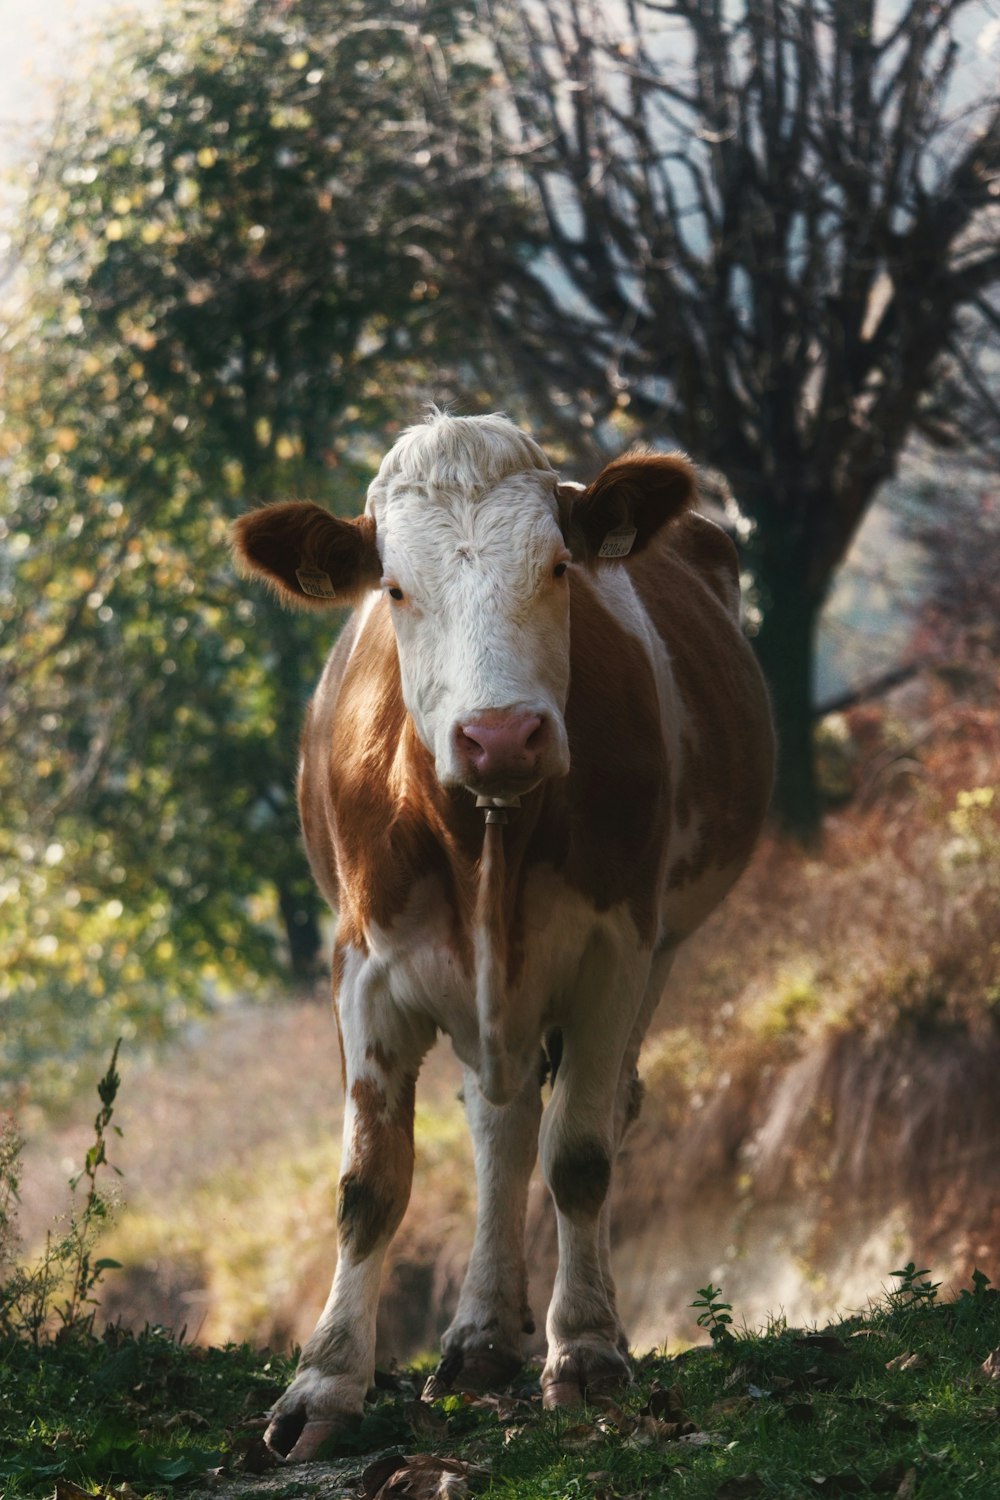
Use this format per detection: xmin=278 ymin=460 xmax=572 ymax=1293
xmin=234 ymin=413 xmax=773 ymax=1460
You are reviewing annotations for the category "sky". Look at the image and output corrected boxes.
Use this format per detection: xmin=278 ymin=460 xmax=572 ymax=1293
xmin=0 ymin=0 xmax=159 ymax=181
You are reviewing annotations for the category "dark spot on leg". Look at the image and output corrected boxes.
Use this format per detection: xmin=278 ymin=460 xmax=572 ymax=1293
xmin=338 ymin=1174 xmax=384 ymax=1259
xmin=549 ymin=1136 xmax=611 ymax=1218
xmin=365 ymin=1040 xmax=395 ymax=1072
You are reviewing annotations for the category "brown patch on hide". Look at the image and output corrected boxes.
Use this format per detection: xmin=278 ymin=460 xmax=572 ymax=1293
xmin=548 ymin=1136 xmax=612 ymax=1219
xmin=522 ymin=570 xmax=669 ymax=944
xmin=321 ymin=601 xmax=478 ymax=969
xmin=338 ymin=1074 xmax=417 ymax=1260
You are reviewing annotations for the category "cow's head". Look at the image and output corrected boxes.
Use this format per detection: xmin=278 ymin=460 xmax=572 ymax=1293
xmin=233 ymin=413 xmax=695 ymax=799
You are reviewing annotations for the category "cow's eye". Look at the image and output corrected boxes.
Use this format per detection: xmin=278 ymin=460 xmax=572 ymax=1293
xmin=553 ymin=561 xmax=569 ymax=579
xmin=387 ymin=585 xmax=404 ymax=601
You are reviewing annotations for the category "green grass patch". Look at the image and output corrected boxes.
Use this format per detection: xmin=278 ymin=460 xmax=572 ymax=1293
xmin=2 ymin=1275 xmax=1000 ymax=1497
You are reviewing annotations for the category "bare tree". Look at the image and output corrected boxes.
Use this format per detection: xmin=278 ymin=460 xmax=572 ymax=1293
xmin=474 ymin=0 xmax=1000 ymax=835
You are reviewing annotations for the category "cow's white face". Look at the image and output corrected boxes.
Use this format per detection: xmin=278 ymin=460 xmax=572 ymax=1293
xmin=366 ymin=421 xmax=572 ymax=797
xmin=233 ymin=412 xmax=699 ymax=803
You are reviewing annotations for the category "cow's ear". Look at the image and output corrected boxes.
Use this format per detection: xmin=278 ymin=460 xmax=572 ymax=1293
xmin=558 ymin=452 xmax=696 ymax=564
xmin=232 ymin=502 xmax=381 ymax=608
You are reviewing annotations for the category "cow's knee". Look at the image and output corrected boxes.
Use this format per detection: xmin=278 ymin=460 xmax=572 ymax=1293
xmin=546 ymin=1135 xmax=612 ymax=1219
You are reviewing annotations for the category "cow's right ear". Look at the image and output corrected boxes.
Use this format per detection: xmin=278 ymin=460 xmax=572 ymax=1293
xmin=232 ymin=502 xmax=381 ymax=608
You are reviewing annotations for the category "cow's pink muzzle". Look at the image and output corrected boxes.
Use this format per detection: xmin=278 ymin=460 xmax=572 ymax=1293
xmin=453 ymin=710 xmax=551 ymax=792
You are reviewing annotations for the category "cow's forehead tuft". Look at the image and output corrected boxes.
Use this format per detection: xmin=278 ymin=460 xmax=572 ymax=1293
xmin=366 ymin=412 xmax=556 ymax=519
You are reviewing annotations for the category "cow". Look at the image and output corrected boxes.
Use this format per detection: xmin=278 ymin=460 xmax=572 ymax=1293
xmin=232 ymin=411 xmax=774 ymax=1461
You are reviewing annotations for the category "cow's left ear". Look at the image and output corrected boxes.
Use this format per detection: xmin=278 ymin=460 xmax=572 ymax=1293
xmin=558 ymin=451 xmax=696 ymax=564
xmin=232 ymin=502 xmax=382 ymax=609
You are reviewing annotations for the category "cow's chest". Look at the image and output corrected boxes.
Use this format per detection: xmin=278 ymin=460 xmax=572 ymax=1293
xmin=357 ymin=866 xmax=650 ymax=1075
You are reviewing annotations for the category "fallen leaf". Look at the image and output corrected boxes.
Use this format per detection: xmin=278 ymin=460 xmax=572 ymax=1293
xmin=677 ymin=1430 xmax=727 ymax=1447
xmin=232 ymin=1434 xmax=278 ymax=1474
xmin=707 ymin=1396 xmax=752 ymax=1420
xmin=403 ymin=1398 xmax=450 ymax=1439
xmin=980 ymin=1348 xmax=1000 ymax=1381
xmin=644 ymin=1383 xmax=687 ymax=1421
xmin=362 ymin=1454 xmax=409 ymax=1498
xmin=885 ymin=1352 xmax=926 ymax=1373
xmin=588 ymin=1393 xmax=634 ymax=1431
xmin=627 ymin=1414 xmax=687 ymax=1449
xmin=161 ymin=1408 xmax=211 ymax=1429
xmin=364 ymin=1453 xmax=483 ymax=1500
xmin=561 ymin=1421 xmax=606 ymax=1451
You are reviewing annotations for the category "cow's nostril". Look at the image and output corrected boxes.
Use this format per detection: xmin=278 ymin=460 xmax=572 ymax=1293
xmin=455 ymin=712 xmax=546 ymax=777
xmin=526 ymin=720 xmax=546 ymax=752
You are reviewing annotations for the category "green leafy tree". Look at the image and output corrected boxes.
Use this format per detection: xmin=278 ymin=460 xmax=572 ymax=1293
xmin=0 ymin=0 xmax=529 ymax=1095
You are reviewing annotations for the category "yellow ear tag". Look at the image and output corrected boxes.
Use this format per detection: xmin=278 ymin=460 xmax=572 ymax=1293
xmin=598 ymin=525 xmax=637 ymax=559
xmin=295 ymin=567 xmax=337 ymax=598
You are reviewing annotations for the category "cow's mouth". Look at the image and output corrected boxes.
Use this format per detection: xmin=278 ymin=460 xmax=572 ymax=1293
xmin=464 ymin=773 xmax=541 ymax=802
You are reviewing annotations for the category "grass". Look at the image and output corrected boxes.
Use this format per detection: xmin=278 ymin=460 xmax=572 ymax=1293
xmin=7 ymin=1083 xmax=1000 ymax=1499
xmin=2 ymin=1273 xmax=1000 ymax=1497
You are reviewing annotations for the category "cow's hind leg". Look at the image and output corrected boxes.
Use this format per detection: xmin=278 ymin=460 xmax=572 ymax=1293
xmin=597 ymin=948 xmax=675 ymax=1353
xmin=266 ymin=953 xmax=434 ymax=1462
xmin=540 ymin=940 xmax=665 ymax=1407
xmin=438 ymin=1062 xmax=542 ymax=1389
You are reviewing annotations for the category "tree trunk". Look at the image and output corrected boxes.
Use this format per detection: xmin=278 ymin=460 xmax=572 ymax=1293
xmin=748 ymin=543 xmax=825 ymax=842
xmin=278 ymin=880 xmax=325 ymax=985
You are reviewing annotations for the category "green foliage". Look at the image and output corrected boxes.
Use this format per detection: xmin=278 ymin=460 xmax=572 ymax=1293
xmin=0 ymin=0 xmax=529 ymax=1100
xmin=888 ymin=1262 xmax=942 ymax=1311
xmin=0 ymin=1044 xmax=123 ymax=1344
xmin=690 ymin=1283 xmax=737 ymax=1350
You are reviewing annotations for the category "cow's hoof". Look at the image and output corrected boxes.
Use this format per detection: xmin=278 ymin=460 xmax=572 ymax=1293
xmin=541 ymin=1341 xmax=631 ymax=1409
xmin=435 ymin=1339 xmax=524 ymax=1391
xmin=264 ymin=1372 xmax=362 ymax=1462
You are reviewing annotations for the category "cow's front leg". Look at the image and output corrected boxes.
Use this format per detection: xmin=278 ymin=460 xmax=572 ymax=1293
xmin=539 ymin=941 xmax=649 ymax=1408
xmin=438 ymin=1062 xmax=541 ymax=1388
xmin=266 ymin=957 xmax=434 ymax=1461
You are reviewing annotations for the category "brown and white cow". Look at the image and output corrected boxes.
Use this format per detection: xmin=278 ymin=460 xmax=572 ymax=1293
xmin=233 ymin=411 xmax=774 ymax=1460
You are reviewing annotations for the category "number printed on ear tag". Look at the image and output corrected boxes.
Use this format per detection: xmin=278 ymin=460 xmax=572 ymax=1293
xmin=598 ymin=525 xmax=637 ymax=559
xmin=295 ymin=567 xmax=337 ymax=598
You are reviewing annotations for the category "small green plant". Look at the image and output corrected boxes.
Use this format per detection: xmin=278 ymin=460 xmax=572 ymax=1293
xmin=888 ymin=1261 xmax=941 ymax=1308
xmin=0 ymin=1040 xmax=124 ymax=1344
xmin=691 ymin=1282 xmax=736 ymax=1348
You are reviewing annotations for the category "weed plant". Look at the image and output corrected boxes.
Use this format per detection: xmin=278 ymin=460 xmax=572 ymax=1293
xmin=1 ymin=1043 xmax=124 ymax=1345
